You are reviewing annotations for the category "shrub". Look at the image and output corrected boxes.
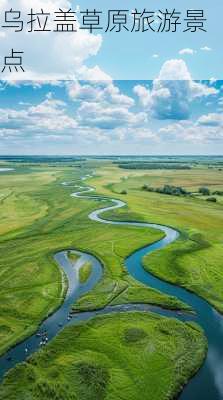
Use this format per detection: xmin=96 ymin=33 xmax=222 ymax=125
xmin=76 ymin=362 xmax=110 ymax=399
xmin=124 ymin=327 xmax=147 ymax=343
xmin=142 ymin=184 xmax=149 ymax=190
xmin=199 ymin=187 xmax=210 ymax=196
xmin=206 ymin=197 xmax=217 ymax=203
xmin=213 ymin=191 xmax=223 ymax=196
xmin=142 ymin=185 xmax=154 ymax=192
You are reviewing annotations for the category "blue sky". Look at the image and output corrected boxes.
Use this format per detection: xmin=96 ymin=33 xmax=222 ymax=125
xmin=0 ymin=0 xmax=222 ymax=80
xmin=85 ymin=0 xmax=223 ymax=80
xmin=0 ymin=74 xmax=223 ymax=155
xmin=0 ymin=1 xmax=222 ymax=155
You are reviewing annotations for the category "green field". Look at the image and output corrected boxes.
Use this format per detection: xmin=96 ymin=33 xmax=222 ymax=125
xmin=79 ymin=261 xmax=92 ymax=284
xmin=93 ymin=164 xmax=223 ymax=313
xmin=0 ymin=159 xmax=222 ymax=399
xmin=0 ymin=164 xmax=187 ymax=357
xmin=0 ymin=313 xmax=207 ymax=400
xmin=67 ymin=251 xmax=80 ymax=264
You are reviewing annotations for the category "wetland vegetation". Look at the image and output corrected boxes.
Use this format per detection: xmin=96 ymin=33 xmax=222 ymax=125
xmin=0 ymin=155 xmax=223 ymax=399
xmin=0 ymin=313 xmax=206 ymax=400
xmin=79 ymin=262 xmax=92 ymax=284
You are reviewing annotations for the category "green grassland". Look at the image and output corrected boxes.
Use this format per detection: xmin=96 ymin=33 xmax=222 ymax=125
xmin=0 ymin=312 xmax=207 ymax=400
xmin=112 ymin=167 xmax=223 ymax=193
xmin=91 ymin=164 xmax=223 ymax=313
xmin=0 ymin=160 xmax=217 ymax=399
xmin=79 ymin=262 xmax=92 ymax=284
xmin=0 ymin=164 xmax=188 ymax=357
xmin=67 ymin=251 xmax=80 ymax=264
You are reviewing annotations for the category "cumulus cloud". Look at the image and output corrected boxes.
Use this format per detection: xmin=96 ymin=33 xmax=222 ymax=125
xmin=66 ymin=80 xmax=147 ymax=129
xmin=159 ymin=115 xmax=223 ymax=143
xmin=77 ymin=65 xmax=112 ymax=81
xmin=179 ymin=48 xmax=195 ymax=55
xmin=157 ymin=59 xmax=191 ymax=80
xmin=200 ymin=46 xmax=212 ymax=52
xmin=198 ymin=113 xmax=223 ymax=127
xmin=0 ymin=0 xmax=105 ymax=80
xmin=68 ymin=81 xmax=134 ymax=107
xmin=0 ymin=94 xmax=77 ymax=134
xmin=134 ymin=59 xmax=218 ymax=120
xmin=77 ymin=101 xmax=146 ymax=129
xmin=0 ymin=80 xmax=148 ymax=148
xmin=0 ymin=54 xmax=222 ymax=152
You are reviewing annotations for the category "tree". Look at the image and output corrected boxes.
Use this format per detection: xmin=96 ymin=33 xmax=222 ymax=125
xmin=206 ymin=197 xmax=217 ymax=203
xmin=199 ymin=187 xmax=210 ymax=196
xmin=142 ymin=184 xmax=149 ymax=191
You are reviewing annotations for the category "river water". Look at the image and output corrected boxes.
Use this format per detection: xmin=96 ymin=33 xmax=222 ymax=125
xmin=0 ymin=177 xmax=223 ymax=399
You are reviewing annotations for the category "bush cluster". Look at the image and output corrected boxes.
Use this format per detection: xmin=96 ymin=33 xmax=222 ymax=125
xmin=142 ymin=184 xmax=189 ymax=197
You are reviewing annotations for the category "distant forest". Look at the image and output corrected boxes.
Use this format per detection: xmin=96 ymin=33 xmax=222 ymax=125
xmin=115 ymin=162 xmax=191 ymax=170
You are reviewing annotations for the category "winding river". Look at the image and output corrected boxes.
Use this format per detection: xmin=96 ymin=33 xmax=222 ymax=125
xmin=0 ymin=175 xmax=223 ymax=399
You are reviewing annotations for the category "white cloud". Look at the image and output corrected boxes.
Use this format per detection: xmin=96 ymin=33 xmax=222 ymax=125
xmin=0 ymin=0 xmax=105 ymax=81
xmin=77 ymin=101 xmax=147 ymax=129
xmin=197 ymin=113 xmax=223 ymax=127
xmin=66 ymin=80 xmax=147 ymax=129
xmin=68 ymin=81 xmax=135 ymax=108
xmin=179 ymin=48 xmax=195 ymax=55
xmin=200 ymin=46 xmax=212 ymax=52
xmin=0 ymin=95 xmax=77 ymax=134
xmin=77 ymin=65 xmax=112 ymax=81
xmin=133 ymin=85 xmax=152 ymax=108
xmin=218 ymin=97 xmax=223 ymax=109
xmin=0 ymin=79 xmax=148 ymax=146
xmin=134 ymin=59 xmax=218 ymax=120
xmin=159 ymin=120 xmax=223 ymax=143
xmin=1 ymin=66 xmax=222 ymax=152
xmin=190 ymin=81 xmax=218 ymax=98
xmin=157 ymin=59 xmax=192 ymax=80
xmin=152 ymin=54 xmax=159 ymax=59
xmin=210 ymin=77 xmax=217 ymax=85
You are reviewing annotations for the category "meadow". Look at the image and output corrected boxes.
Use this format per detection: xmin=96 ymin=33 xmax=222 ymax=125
xmin=0 ymin=163 xmax=187 ymax=357
xmin=0 ymin=313 xmax=206 ymax=400
xmin=0 ymin=158 xmax=221 ymax=399
xmin=92 ymin=163 xmax=223 ymax=313
xmin=78 ymin=262 xmax=92 ymax=284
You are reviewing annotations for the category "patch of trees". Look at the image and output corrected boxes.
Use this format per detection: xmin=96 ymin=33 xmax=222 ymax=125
xmin=213 ymin=190 xmax=223 ymax=195
xmin=199 ymin=187 xmax=210 ymax=196
xmin=117 ymin=163 xmax=191 ymax=170
xmin=142 ymin=184 xmax=189 ymax=197
xmin=206 ymin=197 xmax=217 ymax=203
xmin=0 ymin=156 xmax=86 ymax=163
xmin=142 ymin=183 xmax=222 ymax=202
xmin=199 ymin=187 xmax=223 ymax=197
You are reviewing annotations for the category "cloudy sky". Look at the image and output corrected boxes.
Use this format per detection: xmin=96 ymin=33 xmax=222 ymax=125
xmin=0 ymin=0 xmax=222 ymax=155
xmin=0 ymin=0 xmax=222 ymax=80
xmin=0 ymin=60 xmax=222 ymax=155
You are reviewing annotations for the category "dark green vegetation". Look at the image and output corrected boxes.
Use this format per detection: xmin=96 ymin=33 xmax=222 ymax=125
xmin=0 ymin=156 xmax=222 ymax=400
xmin=198 ymin=187 xmax=210 ymax=196
xmin=116 ymin=161 xmax=191 ymax=170
xmin=92 ymin=163 xmax=223 ymax=313
xmin=79 ymin=262 xmax=92 ymax=284
xmin=0 ymin=313 xmax=207 ymax=400
xmin=0 ymin=164 xmax=188 ymax=356
xmin=142 ymin=184 xmax=189 ymax=196
xmin=206 ymin=197 xmax=217 ymax=203
xmin=142 ymin=184 xmax=223 ymax=202
xmin=67 ymin=251 xmax=80 ymax=264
